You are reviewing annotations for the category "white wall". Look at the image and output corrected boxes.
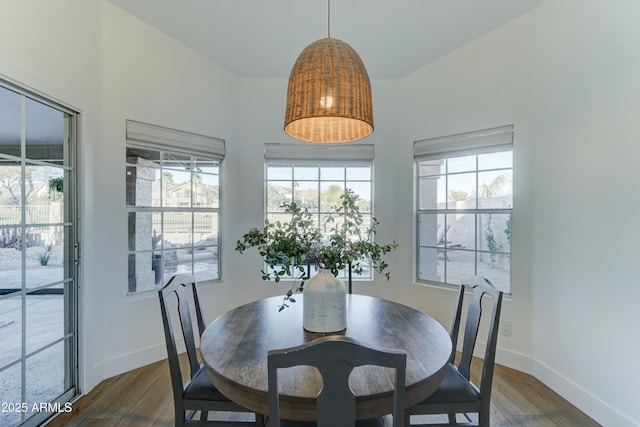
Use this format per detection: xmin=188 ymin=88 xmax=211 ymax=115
xmin=391 ymin=2 xmax=537 ymax=371
xmin=391 ymin=1 xmax=640 ymax=425
xmin=1 ymin=1 xmax=638 ymax=425
xmin=95 ymin=2 xmax=246 ymax=382
xmin=529 ymin=2 xmax=640 ymax=425
xmin=0 ymin=0 xmax=104 ymax=396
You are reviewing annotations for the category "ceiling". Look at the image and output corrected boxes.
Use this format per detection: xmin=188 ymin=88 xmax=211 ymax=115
xmin=107 ymin=0 xmax=541 ymax=79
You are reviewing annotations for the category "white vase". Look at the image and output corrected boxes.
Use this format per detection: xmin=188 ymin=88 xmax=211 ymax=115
xmin=303 ymin=268 xmax=347 ymax=333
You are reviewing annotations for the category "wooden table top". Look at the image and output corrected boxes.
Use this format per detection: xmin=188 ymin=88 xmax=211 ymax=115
xmin=201 ymin=294 xmax=451 ymax=421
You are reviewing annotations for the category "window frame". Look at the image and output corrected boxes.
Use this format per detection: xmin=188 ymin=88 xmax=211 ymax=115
xmin=264 ymin=143 xmax=375 ymax=281
xmin=125 ymin=120 xmax=224 ymax=294
xmin=0 ymin=78 xmax=80 ymax=427
xmin=414 ymin=126 xmax=513 ymax=294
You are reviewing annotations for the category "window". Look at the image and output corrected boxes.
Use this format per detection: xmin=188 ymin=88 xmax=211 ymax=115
xmin=125 ymin=120 xmax=224 ymax=294
xmin=415 ymin=126 xmax=513 ymax=293
xmin=264 ymin=143 xmax=374 ymax=280
xmin=0 ymin=80 xmax=79 ymax=426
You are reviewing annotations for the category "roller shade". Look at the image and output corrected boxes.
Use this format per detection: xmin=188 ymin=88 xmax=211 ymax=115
xmin=265 ymin=143 xmax=374 ymax=163
xmin=126 ymin=120 xmax=225 ymax=160
xmin=414 ymin=125 xmax=513 ymax=161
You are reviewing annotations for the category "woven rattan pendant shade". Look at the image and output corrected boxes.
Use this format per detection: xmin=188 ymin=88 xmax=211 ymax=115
xmin=284 ymin=38 xmax=374 ymax=143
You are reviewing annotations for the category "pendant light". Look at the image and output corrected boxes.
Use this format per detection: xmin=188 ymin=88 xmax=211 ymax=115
xmin=284 ymin=0 xmax=373 ymax=143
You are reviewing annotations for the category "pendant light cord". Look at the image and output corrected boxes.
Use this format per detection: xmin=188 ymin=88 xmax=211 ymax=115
xmin=327 ymin=0 xmax=331 ymax=38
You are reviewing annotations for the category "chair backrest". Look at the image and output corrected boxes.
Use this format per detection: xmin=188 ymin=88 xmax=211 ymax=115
xmin=449 ymin=276 xmax=503 ymax=399
xmin=159 ymin=274 xmax=207 ymax=400
xmin=268 ymin=335 xmax=407 ymax=427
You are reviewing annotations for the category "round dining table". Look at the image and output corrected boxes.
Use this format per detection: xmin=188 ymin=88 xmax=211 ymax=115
xmin=200 ymin=294 xmax=452 ymax=422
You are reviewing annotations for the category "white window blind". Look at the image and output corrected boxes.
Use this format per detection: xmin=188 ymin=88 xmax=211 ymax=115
xmin=126 ymin=120 xmax=225 ymax=160
xmin=414 ymin=125 xmax=513 ymax=161
xmin=265 ymin=143 xmax=374 ymax=163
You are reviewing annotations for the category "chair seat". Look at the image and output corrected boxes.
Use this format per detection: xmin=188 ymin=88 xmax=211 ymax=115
xmin=406 ymin=277 xmax=502 ymax=426
xmin=160 ymin=275 xmax=262 ymax=426
xmin=419 ymin=363 xmax=480 ymax=405
xmin=184 ymin=364 xmax=230 ymax=402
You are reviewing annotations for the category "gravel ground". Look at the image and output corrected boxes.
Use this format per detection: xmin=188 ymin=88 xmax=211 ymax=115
xmin=0 ymin=245 xmax=68 ymax=426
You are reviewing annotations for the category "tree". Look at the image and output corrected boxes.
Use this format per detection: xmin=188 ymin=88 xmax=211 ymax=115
xmin=0 ymin=166 xmax=36 ymax=205
xmin=162 ymin=171 xmax=174 ymax=184
xmin=161 ymin=171 xmax=174 ymax=204
xmin=320 ymin=185 xmax=345 ymax=210
xmin=449 ymin=190 xmax=470 ymax=201
xmin=267 ymin=184 xmax=292 ymax=211
xmin=479 ymin=172 xmax=511 ymax=200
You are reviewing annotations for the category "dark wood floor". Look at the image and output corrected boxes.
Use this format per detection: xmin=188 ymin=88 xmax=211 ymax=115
xmin=45 ymin=355 xmax=600 ymax=427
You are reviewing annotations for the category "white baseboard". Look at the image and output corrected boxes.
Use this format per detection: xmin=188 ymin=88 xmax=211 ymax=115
xmin=533 ymin=359 xmax=637 ymax=427
xmin=470 ymin=340 xmax=533 ymax=374
xmin=472 ymin=344 xmax=636 ymax=426
xmin=495 ymin=346 xmax=533 ymax=373
xmin=100 ymin=343 xmax=167 ymax=380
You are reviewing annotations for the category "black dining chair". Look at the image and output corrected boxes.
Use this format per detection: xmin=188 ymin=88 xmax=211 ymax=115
xmin=405 ymin=276 xmax=503 ymax=426
xmin=268 ymin=335 xmax=407 ymax=427
xmin=159 ymin=274 xmax=265 ymax=426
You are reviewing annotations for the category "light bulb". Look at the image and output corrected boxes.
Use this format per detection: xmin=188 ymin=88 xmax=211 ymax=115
xmin=320 ymin=96 xmax=333 ymax=108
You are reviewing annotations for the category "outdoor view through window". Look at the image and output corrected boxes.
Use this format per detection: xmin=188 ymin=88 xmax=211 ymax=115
xmin=126 ymin=147 xmax=220 ymax=293
xmin=0 ymin=82 xmax=78 ymax=427
xmin=265 ymin=163 xmax=373 ymax=280
xmin=416 ymin=136 xmax=513 ymax=294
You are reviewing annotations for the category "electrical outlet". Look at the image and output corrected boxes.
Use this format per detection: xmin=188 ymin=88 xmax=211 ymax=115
xmin=500 ymin=320 xmax=512 ymax=337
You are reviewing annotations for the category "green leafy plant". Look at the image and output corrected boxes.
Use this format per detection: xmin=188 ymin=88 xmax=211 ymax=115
xmin=48 ymin=177 xmax=64 ymax=201
xmin=152 ymin=230 xmax=162 ymax=257
xmin=36 ymin=243 xmax=53 ymax=266
xmin=313 ymin=190 xmax=397 ymax=278
xmin=236 ymin=189 xmax=397 ymax=311
xmin=0 ymin=228 xmax=20 ymax=249
xmin=505 ymin=217 xmax=511 ymax=244
xmin=484 ymin=214 xmax=504 ymax=268
xmin=236 ymin=201 xmax=320 ymax=311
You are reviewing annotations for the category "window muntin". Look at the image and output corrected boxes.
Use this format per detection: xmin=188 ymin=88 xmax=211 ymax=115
xmin=265 ymin=162 xmax=374 ymax=280
xmin=415 ymin=127 xmax=513 ymax=293
xmin=126 ymin=147 xmax=220 ymax=294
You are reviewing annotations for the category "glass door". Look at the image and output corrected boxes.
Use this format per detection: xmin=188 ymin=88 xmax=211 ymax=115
xmin=0 ymin=81 xmax=78 ymax=426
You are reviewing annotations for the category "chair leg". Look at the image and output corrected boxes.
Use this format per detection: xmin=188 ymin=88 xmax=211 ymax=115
xmin=176 ymin=408 xmax=186 ymax=427
xmin=255 ymin=413 xmax=266 ymax=426
xmin=447 ymin=413 xmax=456 ymax=424
xmin=478 ymin=410 xmax=489 ymax=427
xmin=200 ymin=410 xmax=209 ymax=421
